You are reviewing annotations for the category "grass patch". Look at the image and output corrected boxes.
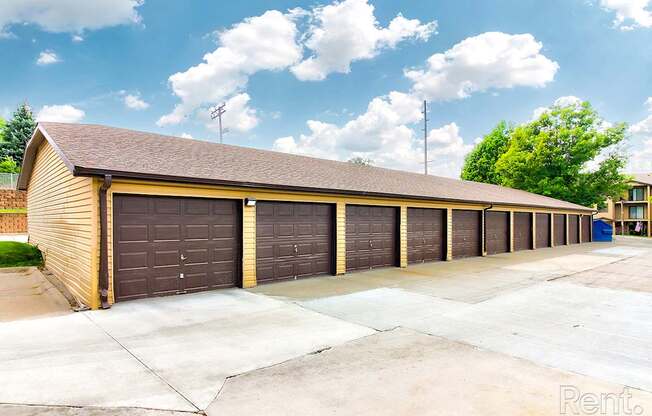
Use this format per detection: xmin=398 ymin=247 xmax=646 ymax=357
xmin=0 ymin=208 xmax=27 ymax=214
xmin=0 ymin=242 xmax=43 ymax=268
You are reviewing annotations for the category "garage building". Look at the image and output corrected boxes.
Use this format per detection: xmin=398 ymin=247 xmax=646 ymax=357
xmin=18 ymin=123 xmax=594 ymax=309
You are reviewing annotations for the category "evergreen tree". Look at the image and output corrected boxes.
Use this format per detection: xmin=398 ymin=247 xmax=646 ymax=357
xmin=0 ymin=103 xmax=36 ymax=166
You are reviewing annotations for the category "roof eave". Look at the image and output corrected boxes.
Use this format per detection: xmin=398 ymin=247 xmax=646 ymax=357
xmin=16 ymin=124 xmax=76 ymax=191
xmin=73 ymin=166 xmax=594 ymax=213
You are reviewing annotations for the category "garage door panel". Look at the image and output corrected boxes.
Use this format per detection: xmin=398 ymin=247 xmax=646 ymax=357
xmin=486 ymin=211 xmax=509 ymax=255
xmin=514 ymin=212 xmax=533 ymax=251
xmin=213 ymin=224 xmax=235 ymax=239
xmin=118 ymin=251 xmax=148 ymax=270
xmin=536 ymin=213 xmax=551 ymax=248
xmin=346 ymin=205 xmax=397 ymax=272
xmin=257 ymin=224 xmax=274 ymax=238
xmin=256 ymin=201 xmax=334 ymax=283
xmin=569 ymin=215 xmax=580 ymax=244
xmin=277 ymin=244 xmax=295 ymax=258
xmin=452 ymin=210 xmax=481 ymax=258
xmin=184 ymin=224 xmax=209 ymax=240
xmin=581 ymin=216 xmax=591 ymax=243
xmin=113 ymin=195 xmax=241 ymax=301
xmin=554 ymin=214 xmax=566 ymax=246
xmin=184 ymin=273 xmax=208 ymax=291
xmin=152 ymin=225 xmax=178 ymax=242
xmin=407 ymin=208 xmax=445 ymax=264
xmin=277 ymin=224 xmax=295 ymax=237
xmin=213 ymin=247 xmax=235 ymax=262
xmin=154 ymin=250 xmax=180 ymax=267
xmin=118 ymin=225 xmax=149 ymax=242
xmin=152 ymin=275 xmax=179 ymax=294
xmin=118 ymin=196 xmax=149 ymax=214
xmin=154 ymin=198 xmax=181 ymax=215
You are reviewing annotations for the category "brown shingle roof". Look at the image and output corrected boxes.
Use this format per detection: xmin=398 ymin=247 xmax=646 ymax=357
xmin=20 ymin=122 xmax=592 ymax=211
xmin=630 ymin=173 xmax=652 ymax=186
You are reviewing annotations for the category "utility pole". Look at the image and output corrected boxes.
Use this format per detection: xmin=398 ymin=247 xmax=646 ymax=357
xmin=422 ymin=100 xmax=428 ymax=175
xmin=210 ymin=103 xmax=226 ymax=144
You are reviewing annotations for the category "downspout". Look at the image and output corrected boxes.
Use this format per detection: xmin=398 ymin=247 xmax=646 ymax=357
xmin=483 ymin=204 xmax=493 ymax=255
xmin=99 ymin=174 xmax=112 ymax=309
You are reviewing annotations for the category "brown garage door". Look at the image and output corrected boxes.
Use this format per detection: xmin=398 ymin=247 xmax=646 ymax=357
xmin=113 ymin=195 xmax=241 ymax=302
xmin=536 ymin=213 xmax=551 ymax=248
xmin=346 ymin=205 xmax=398 ymax=271
xmin=407 ymin=208 xmax=445 ymax=264
xmin=485 ymin=211 xmax=509 ymax=255
xmin=554 ymin=214 xmax=566 ymax=246
xmin=514 ymin=212 xmax=533 ymax=251
xmin=581 ymin=215 xmax=592 ymax=243
xmin=256 ymin=202 xmax=333 ymax=283
xmin=568 ymin=214 xmax=579 ymax=244
xmin=452 ymin=210 xmax=482 ymax=258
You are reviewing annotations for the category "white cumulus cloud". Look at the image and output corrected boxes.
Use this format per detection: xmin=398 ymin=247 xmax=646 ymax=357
xmin=0 ymin=0 xmax=143 ymax=37
xmin=199 ymin=93 xmax=259 ymax=134
xmin=404 ymin=32 xmax=559 ymax=101
xmin=37 ymin=104 xmax=85 ymax=123
xmin=273 ymin=91 xmax=472 ymax=177
xmin=157 ymin=10 xmax=302 ymax=129
xmin=124 ymin=93 xmax=149 ymax=110
xmin=36 ymin=50 xmax=60 ymax=65
xmin=599 ymin=0 xmax=652 ymax=30
xmin=290 ymin=0 xmax=436 ymax=81
xmin=628 ymin=99 xmax=652 ymax=172
xmin=531 ymin=95 xmax=583 ymax=119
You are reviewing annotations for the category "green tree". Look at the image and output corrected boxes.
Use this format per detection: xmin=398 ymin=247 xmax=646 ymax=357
xmin=348 ymin=157 xmax=373 ymax=166
xmin=461 ymin=101 xmax=630 ymax=209
xmin=0 ymin=117 xmax=6 ymax=143
xmin=0 ymin=157 xmax=20 ymax=173
xmin=0 ymin=103 xmax=36 ymax=166
xmin=461 ymin=121 xmax=511 ymax=183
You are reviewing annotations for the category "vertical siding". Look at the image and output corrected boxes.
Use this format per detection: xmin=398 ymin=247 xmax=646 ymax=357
xmin=399 ymin=205 xmax=407 ymax=267
xmin=242 ymin=204 xmax=256 ymax=288
xmin=27 ymin=141 xmax=96 ymax=307
xmin=446 ymin=208 xmax=453 ymax=260
xmin=336 ymin=202 xmax=346 ymax=274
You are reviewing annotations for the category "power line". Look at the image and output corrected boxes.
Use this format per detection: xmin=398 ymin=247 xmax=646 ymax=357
xmin=210 ymin=103 xmax=226 ymax=144
xmin=422 ymin=100 xmax=429 ymax=175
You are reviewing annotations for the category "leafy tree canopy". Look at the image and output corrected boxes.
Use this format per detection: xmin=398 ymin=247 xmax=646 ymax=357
xmin=461 ymin=121 xmax=511 ymax=184
xmin=0 ymin=117 xmax=5 ymax=142
xmin=461 ymin=101 xmax=630 ymax=209
xmin=0 ymin=157 xmax=20 ymax=173
xmin=348 ymin=157 xmax=373 ymax=166
xmin=0 ymin=103 xmax=36 ymax=166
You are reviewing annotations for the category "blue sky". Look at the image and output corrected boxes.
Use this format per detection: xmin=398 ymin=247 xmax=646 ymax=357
xmin=1 ymin=0 xmax=652 ymax=176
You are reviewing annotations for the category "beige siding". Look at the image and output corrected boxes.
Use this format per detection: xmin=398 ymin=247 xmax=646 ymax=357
xmin=399 ymin=205 xmax=407 ymax=267
xmin=336 ymin=202 xmax=346 ymax=274
xmin=242 ymin=204 xmax=256 ymax=288
xmin=27 ymin=141 xmax=97 ymax=308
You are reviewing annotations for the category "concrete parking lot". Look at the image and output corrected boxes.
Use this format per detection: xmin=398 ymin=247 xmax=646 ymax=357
xmin=2 ymin=237 xmax=652 ymax=415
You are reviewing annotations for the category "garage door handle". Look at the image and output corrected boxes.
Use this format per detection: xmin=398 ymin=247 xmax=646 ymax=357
xmin=180 ymin=254 xmax=187 ymax=261
xmin=369 ymin=240 xmax=373 ymax=248
xmin=293 ymin=244 xmax=298 ymax=254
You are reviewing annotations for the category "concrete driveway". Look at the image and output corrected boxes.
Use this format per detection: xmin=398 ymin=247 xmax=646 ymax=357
xmin=2 ymin=238 xmax=652 ymax=415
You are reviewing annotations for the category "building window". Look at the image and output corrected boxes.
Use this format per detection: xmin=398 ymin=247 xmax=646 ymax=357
xmin=629 ymin=187 xmax=645 ymax=201
xmin=629 ymin=206 xmax=644 ymax=219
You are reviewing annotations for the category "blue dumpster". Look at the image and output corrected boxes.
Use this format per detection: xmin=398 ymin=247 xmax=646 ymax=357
xmin=592 ymin=219 xmax=613 ymax=242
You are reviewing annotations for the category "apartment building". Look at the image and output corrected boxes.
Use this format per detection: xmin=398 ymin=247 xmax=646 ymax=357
xmin=600 ymin=173 xmax=652 ymax=237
